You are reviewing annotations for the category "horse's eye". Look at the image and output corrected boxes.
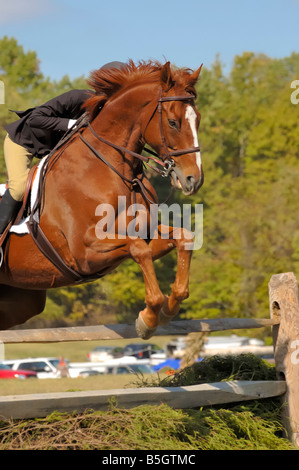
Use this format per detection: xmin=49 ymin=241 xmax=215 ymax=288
xmin=186 ymin=89 xmax=196 ymax=98
xmin=168 ymin=119 xmax=178 ymax=129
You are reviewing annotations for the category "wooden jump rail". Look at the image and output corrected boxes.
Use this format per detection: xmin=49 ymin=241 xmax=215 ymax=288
xmin=0 ymin=272 xmax=298 ymax=447
xmin=0 ymin=317 xmax=278 ymax=343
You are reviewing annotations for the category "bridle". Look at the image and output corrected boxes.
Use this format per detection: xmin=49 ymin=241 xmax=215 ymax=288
xmin=78 ymin=86 xmax=201 ymax=196
xmin=142 ymin=87 xmax=201 ymax=175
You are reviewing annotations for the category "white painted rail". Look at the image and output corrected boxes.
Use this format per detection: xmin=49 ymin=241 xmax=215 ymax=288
xmin=0 ymin=380 xmax=287 ymax=420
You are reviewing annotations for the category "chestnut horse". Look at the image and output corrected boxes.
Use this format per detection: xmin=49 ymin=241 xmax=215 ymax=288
xmin=0 ymin=60 xmax=203 ymax=339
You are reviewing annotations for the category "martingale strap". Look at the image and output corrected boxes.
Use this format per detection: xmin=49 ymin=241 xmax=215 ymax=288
xmin=27 ymin=214 xmax=107 ymax=284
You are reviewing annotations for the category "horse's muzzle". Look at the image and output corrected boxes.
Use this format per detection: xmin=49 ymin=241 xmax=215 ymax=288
xmin=170 ymin=167 xmax=204 ymax=195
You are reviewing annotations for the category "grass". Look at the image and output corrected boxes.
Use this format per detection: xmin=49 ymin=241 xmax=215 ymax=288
xmin=0 ymin=398 xmax=294 ymax=450
xmin=0 ymin=336 xmax=170 ymax=396
xmin=0 ymin=354 xmax=295 ymax=450
xmin=0 ymin=374 xmax=146 ymax=396
xmin=159 ymin=353 xmax=277 ymax=385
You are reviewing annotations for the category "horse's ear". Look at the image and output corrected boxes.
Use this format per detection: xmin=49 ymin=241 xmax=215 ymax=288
xmin=186 ymin=64 xmax=203 ymax=89
xmin=160 ymin=61 xmax=175 ymax=91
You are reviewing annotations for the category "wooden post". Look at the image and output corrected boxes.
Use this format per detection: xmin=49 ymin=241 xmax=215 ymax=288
xmin=269 ymin=272 xmax=299 ymax=447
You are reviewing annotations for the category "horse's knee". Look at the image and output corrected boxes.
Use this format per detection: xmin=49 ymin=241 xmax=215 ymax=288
xmin=129 ymin=238 xmax=152 ymax=264
xmin=146 ymin=292 xmax=165 ymax=311
xmin=172 ymin=286 xmax=189 ymax=302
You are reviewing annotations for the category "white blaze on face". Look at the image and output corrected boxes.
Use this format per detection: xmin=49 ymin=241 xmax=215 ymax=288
xmin=185 ymin=105 xmax=201 ymax=170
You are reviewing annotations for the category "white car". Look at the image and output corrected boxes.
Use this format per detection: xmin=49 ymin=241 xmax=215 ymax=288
xmin=87 ymin=346 xmax=123 ymax=362
xmin=2 ymin=357 xmax=100 ymax=379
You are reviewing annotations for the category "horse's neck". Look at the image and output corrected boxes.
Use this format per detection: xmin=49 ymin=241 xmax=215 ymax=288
xmin=91 ymin=86 xmax=154 ymax=173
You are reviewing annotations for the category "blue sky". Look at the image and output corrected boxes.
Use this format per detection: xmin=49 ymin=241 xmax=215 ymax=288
xmin=0 ymin=0 xmax=298 ymax=81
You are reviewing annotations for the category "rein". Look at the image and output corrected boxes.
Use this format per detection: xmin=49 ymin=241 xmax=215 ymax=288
xmin=79 ymin=87 xmax=201 ymax=193
xmin=79 ymin=127 xmax=156 ymax=205
xmin=84 ymin=122 xmax=172 ymax=179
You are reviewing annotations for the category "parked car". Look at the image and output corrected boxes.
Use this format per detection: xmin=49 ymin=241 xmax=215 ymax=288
xmin=121 ymin=343 xmax=163 ymax=359
xmin=2 ymin=358 xmax=64 ymax=379
xmin=78 ymin=369 xmax=102 ymax=377
xmin=87 ymin=346 xmax=123 ymax=362
xmin=0 ymin=363 xmax=37 ymax=379
xmin=165 ymin=335 xmax=271 ymax=359
xmin=2 ymin=357 xmax=99 ymax=379
xmin=105 ymin=363 xmax=154 ymax=375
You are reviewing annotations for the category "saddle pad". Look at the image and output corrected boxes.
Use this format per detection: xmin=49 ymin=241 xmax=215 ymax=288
xmin=0 ymin=155 xmax=48 ymax=234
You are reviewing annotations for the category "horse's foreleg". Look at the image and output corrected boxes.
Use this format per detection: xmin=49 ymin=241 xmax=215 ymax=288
xmin=129 ymin=238 xmax=166 ymax=339
xmin=149 ymin=225 xmax=194 ymax=326
xmin=84 ymin=235 xmax=166 ymax=339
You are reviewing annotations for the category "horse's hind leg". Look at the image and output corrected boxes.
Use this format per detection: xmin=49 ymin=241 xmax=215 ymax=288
xmin=0 ymin=285 xmax=46 ymax=330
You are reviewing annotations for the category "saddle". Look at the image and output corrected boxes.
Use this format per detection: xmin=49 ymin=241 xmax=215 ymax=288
xmin=0 ymin=114 xmax=92 ymax=283
xmin=0 ymin=164 xmax=37 ymax=248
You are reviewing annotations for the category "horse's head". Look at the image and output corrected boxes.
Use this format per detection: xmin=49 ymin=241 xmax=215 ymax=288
xmin=143 ymin=62 xmax=203 ymax=196
xmin=85 ymin=60 xmax=203 ymax=196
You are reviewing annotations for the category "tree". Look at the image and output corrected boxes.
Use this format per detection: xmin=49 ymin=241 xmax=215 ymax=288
xmin=180 ymin=52 xmax=299 ymax=336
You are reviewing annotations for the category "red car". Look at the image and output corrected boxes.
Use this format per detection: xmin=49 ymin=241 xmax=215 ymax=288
xmin=0 ymin=363 xmax=37 ymax=379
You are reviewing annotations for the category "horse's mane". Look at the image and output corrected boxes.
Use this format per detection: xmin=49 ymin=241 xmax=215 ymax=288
xmin=84 ymin=60 xmax=194 ymax=120
xmin=83 ymin=60 xmax=160 ymax=119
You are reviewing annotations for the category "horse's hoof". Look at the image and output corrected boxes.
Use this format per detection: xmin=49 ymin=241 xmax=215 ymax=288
xmin=159 ymin=307 xmax=174 ymax=326
xmin=135 ymin=314 xmax=157 ymax=340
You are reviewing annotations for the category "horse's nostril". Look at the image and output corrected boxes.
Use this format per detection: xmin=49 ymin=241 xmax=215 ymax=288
xmin=186 ymin=175 xmax=195 ymax=188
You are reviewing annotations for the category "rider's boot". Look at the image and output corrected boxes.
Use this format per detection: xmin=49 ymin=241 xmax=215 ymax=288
xmin=0 ymin=190 xmax=22 ymax=234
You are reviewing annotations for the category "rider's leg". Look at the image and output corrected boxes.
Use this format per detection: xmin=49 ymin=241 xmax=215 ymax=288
xmin=0 ymin=134 xmax=33 ymax=233
xmin=4 ymin=134 xmax=33 ymax=201
xmin=0 ymin=189 xmax=21 ymax=234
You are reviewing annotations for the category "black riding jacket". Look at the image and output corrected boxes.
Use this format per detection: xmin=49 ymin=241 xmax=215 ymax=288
xmin=5 ymin=89 xmax=92 ymax=158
